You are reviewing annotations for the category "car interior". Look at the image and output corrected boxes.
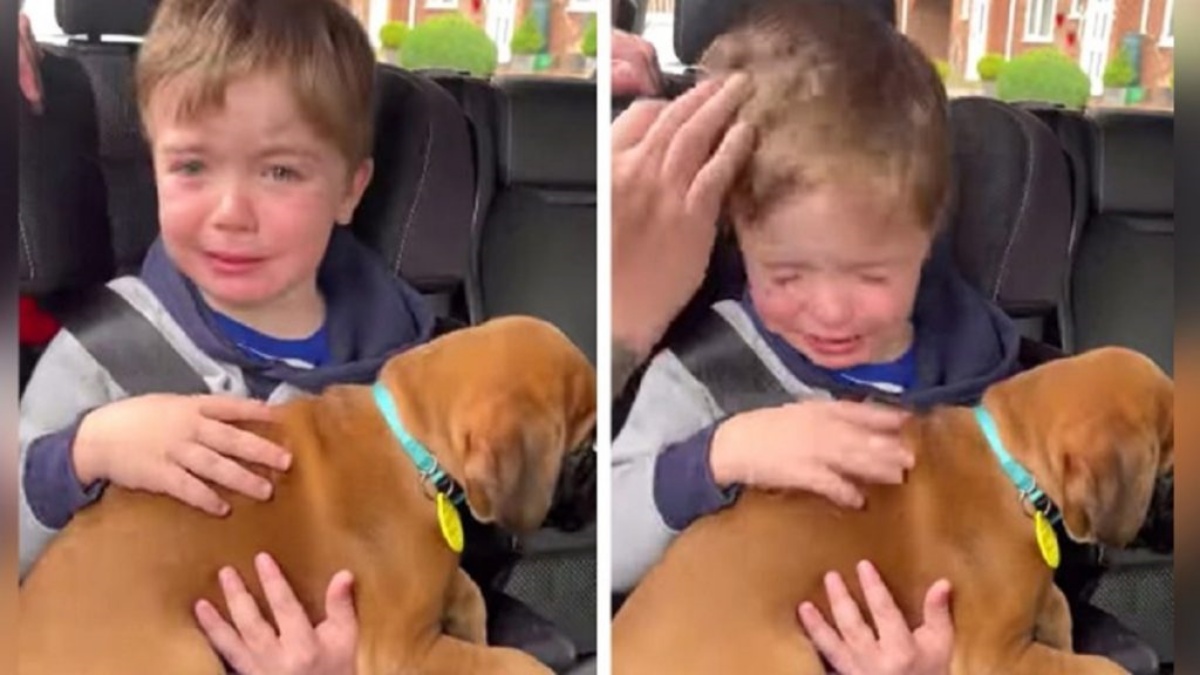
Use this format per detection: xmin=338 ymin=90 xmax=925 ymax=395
xmin=17 ymin=0 xmax=597 ymax=672
xmin=612 ymin=0 xmax=1174 ymax=673
xmin=16 ymin=0 xmax=1172 ymax=672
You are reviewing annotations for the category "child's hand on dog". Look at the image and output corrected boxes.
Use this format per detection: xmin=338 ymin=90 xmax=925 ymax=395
xmin=195 ymin=552 xmax=358 ymax=675
xmin=710 ymin=400 xmax=913 ymax=508
xmin=798 ymin=560 xmax=954 ymax=675
xmin=73 ymin=394 xmax=292 ymax=515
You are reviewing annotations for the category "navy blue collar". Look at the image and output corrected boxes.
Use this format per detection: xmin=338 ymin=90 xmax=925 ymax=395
xmin=372 ymin=381 xmax=465 ymax=505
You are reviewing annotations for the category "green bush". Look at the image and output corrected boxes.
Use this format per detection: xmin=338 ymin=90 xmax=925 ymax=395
xmin=510 ymin=14 xmax=545 ymax=55
xmin=379 ymin=21 xmax=409 ymax=51
xmin=934 ymin=59 xmax=951 ymax=83
xmin=976 ymin=53 xmax=1006 ymax=82
xmin=581 ymin=15 xmax=597 ymax=57
xmin=996 ymin=48 xmax=1091 ymax=108
xmin=1103 ymin=48 xmax=1136 ymax=88
xmin=400 ymin=14 xmax=498 ymax=77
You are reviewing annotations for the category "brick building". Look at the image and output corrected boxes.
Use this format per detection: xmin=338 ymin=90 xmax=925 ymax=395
xmin=901 ymin=0 xmax=1173 ymax=94
xmin=346 ymin=0 xmax=597 ymax=65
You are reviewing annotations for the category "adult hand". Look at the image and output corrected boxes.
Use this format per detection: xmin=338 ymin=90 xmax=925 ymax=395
xmin=611 ymin=73 xmax=754 ymax=362
xmin=19 ymin=12 xmax=44 ymax=114
xmin=613 ymin=29 xmax=664 ymax=98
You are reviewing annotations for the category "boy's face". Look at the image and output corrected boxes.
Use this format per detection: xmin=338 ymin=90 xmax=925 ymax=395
xmin=739 ymin=180 xmax=932 ymax=370
xmin=146 ymin=71 xmax=372 ymax=318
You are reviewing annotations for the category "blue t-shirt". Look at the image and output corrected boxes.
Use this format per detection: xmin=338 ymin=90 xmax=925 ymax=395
xmin=822 ymin=341 xmax=917 ymax=395
xmin=211 ymin=312 xmax=331 ymax=369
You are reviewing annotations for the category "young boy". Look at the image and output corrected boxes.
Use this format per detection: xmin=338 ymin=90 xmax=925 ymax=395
xmin=611 ymin=0 xmax=1021 ymax=602
xmin=19 ymin=0 xmax=432 ymax=588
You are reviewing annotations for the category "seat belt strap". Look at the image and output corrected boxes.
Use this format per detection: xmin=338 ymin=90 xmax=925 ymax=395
xmin=57 ymin=286 xmax=209 ymax=397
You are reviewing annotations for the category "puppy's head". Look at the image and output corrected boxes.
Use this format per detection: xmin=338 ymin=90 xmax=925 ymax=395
xmin=988 ymin=347 xmax=1173 ymax=547
xmin=429 ymin=317 xmax=596 ymax=534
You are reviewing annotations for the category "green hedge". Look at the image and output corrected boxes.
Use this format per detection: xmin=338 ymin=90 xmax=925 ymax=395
xmin=510 ymin=14 xmax=545 ymax=55
xmin=996 ymin=48 xmax=1091 ymax=108
xmin=976 ymin=53 xmax=1006 ymax=82
xmin=400 ymin=14 xmax=498 ymax=77
xmin=581 ymin=15 xmax=597 ymax=57
xmin=932 ymin=59 xmax=950 ymax=82
xmin=1103 ymin=48 xmax=1136 ymax=88
xmin=379 ymin=21 xmax=409 ymax=51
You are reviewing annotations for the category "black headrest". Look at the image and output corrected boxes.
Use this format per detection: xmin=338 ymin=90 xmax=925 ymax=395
xmin=495 ymin=77 xmax=596 ymax=189
xmin=353 ymin=66 xmax=476 ymax=287
xmin=1091 ymin=111 xmax=1173 ymax=217
xmin=947 ymin=97 xmax=1072 ymax=309
xmin=673 ymin=0 xmax=896 ymax=66
xmin=616 ymin=0 xmax=643 ymax=32
xmin=57 ymin=0 xmax=157 ymax=38
xmin=19 ymin=50 xmax=114 ymax=295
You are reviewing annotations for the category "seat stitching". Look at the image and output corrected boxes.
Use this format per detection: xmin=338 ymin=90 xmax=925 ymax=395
xmin=395 ymin=116 xmax=434 ymax=275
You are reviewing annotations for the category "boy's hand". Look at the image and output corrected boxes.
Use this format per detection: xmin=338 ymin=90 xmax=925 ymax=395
xmin=74 ymin=394 xmax=292 ymax=515
xmin=798 ymin=561 xmax=954 ymax=675
xmin=711 ymin=400 xmax=913 ymax=508
xmin=195 ymin=553 xmax=358 ymax=675
xmin=611 ymin=74 xmax=755 ymax=360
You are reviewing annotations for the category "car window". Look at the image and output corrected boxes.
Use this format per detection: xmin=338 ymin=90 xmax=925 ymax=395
xmin=26 ymin=0 xmax=599 ymax=80
xmin=346 ymin=0 xmax=599 ymax=80
xmin=638 ymin=0 xmax=1174 ymax=111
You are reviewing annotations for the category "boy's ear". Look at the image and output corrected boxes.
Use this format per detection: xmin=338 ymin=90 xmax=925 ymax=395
xmin=336 ymin=159 xmax=374 ymax=225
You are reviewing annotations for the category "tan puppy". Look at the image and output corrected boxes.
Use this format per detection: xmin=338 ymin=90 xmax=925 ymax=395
xmin=20 ymin=316 xmax=596 ymax=675
xmin=613 ymin=346 xmax=1172 ymax=675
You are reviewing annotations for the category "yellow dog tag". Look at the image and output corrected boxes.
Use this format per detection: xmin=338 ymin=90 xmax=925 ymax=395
xmin=437 ymin=493 xmax=464 ymax=553
xmin=1034 ymin=511 xmax=1059 ymax=569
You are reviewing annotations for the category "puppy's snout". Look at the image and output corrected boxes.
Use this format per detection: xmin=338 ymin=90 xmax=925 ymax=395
xmin=544 ymin=444 xmax=596 ymax=532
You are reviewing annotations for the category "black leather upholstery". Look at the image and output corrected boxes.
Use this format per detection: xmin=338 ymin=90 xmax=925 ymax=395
xmin=1069 ymin=111 xmax=1174 ymax=373
xmin=473 ymin=77 xmax=597 ymax=362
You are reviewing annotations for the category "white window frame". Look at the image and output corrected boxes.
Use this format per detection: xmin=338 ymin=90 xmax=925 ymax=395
xmin=567 ymin=0 xmax=599 ymax=12
xmin=961 ymin=0 xmax=971 ymax=21
xmin=1024 ymin=0 xmax=1056 ymax=42
xmin=1160 ymin=0 xmax=1174 ymax=46
xmin=1069 ymin=0 xmax=1084 ymax=19
xmin=425 ymin=0 xmax=458 ymax=9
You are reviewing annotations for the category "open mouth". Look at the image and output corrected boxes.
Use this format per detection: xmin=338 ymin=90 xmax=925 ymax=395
xmin=804 ymin=334 xmax=863 ymax=357
xmin=205 ymin=252 xmax=265 ymax=274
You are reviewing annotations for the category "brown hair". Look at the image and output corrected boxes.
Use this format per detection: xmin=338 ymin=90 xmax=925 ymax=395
xmin=136 ymin=0 xmax=376 ymax=165
xmin=701 ymin=0 xmax=949 ymax=231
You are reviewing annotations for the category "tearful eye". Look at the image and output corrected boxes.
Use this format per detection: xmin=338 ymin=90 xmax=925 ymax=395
xmin=170 ymin=159 xmax=204 ymax=176
xmin=266 ymin=165 xmax=301 ymax=182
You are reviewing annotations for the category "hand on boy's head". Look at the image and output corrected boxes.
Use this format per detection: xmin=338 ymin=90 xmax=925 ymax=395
xmin=710 ymin=400 xmax=913 ymax=508
xmin=195 ymin=552 xmax=358 ymax=675
xmin=612 ymin=74 xmax=756 ymax=359
xmin=799 ymin=561 xmax=954 ymax=675
xmin=73 ymin=394 xmax=292 ymax=516
xmin=18 ymin=12 xmax=43 ymax=114
xmin=612 ymin=29 xmax=664 ymax=98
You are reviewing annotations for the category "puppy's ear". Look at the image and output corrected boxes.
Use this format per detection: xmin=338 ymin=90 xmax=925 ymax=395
xmin=1058 ymin=432 xmax=1159 ymax=547
xmin=462 ymin=421 xmax=560 ymax=534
